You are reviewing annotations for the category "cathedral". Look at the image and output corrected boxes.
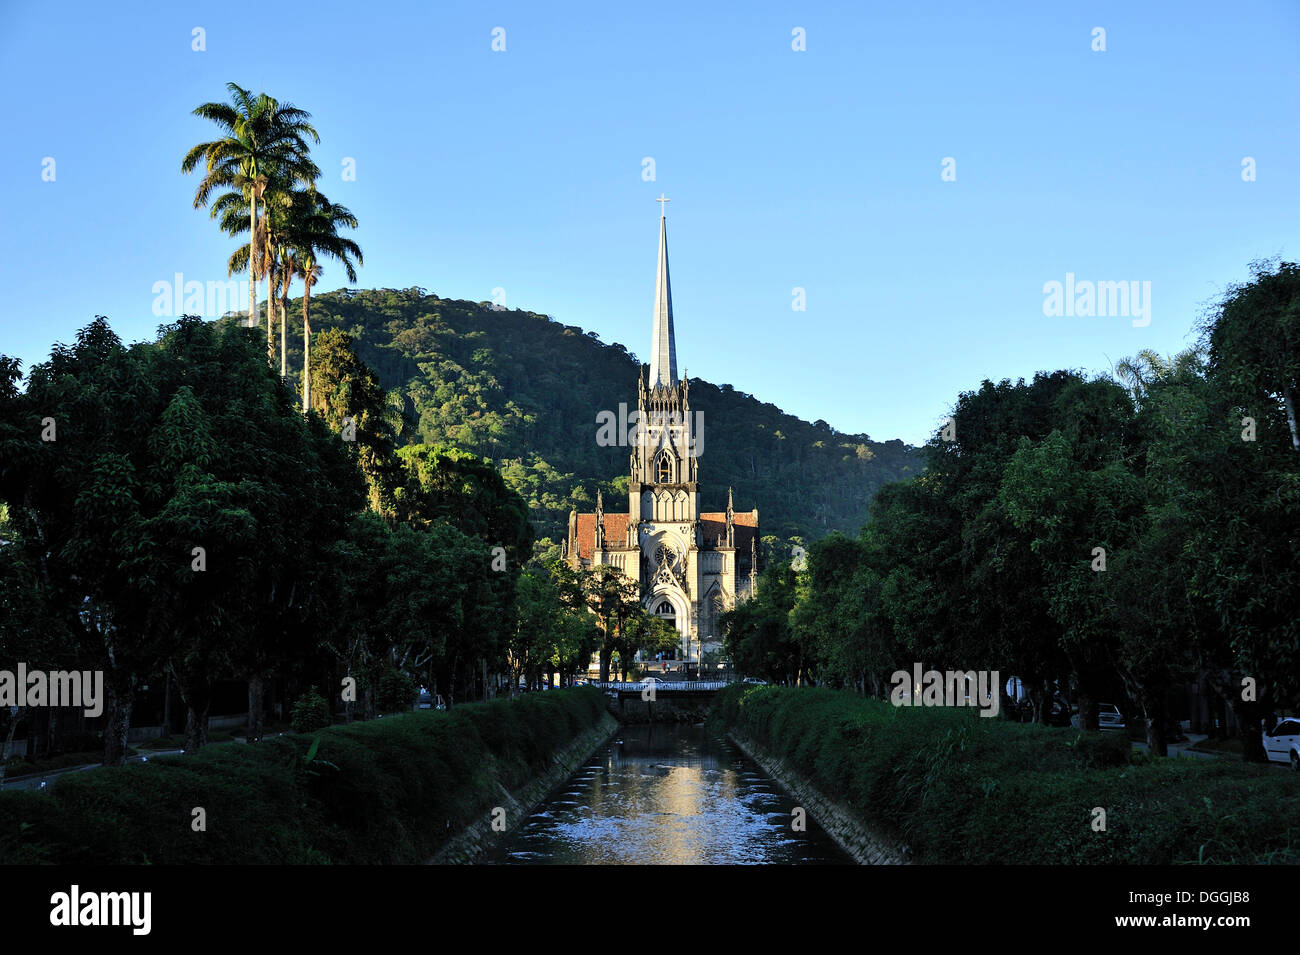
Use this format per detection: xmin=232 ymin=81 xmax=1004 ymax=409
xmin=565 ymin=201 xmax=759 ymax=666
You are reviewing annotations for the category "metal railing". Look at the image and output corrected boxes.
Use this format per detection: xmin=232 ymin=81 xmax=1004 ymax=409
xmin=594 ymin=680 xmax=731 ymax=692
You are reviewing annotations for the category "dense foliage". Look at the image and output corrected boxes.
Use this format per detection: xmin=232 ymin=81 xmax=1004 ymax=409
xmin=715 ymin=685 xmax=1300 ymax=864
xmin=0 ymin=687 xmax=606 ymax=864
xmin=725 ymin=260 xmax=1300 ymax=760
xmin=0 ymin=317 xmax=618 ymax=767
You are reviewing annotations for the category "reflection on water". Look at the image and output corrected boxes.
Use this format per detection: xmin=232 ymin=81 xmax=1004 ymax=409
xmin=486 ymin=723 xmax=852 ymax=865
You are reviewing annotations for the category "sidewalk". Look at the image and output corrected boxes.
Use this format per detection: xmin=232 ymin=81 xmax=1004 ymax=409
xmin=0 ymin=749 xmax=184 ymax=791
xmin=1130 ymin=732 xmax=1218 ymax=758
xmin=0 ymin=735 xmax=257 ymax=792
xmin=1068 ymin=716 xmax=1224 ymax=759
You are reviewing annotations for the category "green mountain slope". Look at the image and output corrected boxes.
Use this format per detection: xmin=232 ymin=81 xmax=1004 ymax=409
xmin=272 ymin=287 xmax=918 ymax=543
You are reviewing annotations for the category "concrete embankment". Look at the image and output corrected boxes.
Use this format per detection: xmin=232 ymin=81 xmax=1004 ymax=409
xmin=432 ymin=712 xmax=618 ymax=864
xmin=728 ymin=730 xmax=909 ymax=866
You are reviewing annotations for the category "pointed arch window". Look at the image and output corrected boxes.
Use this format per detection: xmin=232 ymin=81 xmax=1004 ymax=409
xmin=656 ymin=451 xmax=673 ymax=483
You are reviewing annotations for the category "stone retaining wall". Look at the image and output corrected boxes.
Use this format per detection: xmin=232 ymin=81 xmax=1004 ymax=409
xmin=431 ymin=713 xmax=618 ymax=864
xmin=729 ymin=730 xmax=910 ymax=866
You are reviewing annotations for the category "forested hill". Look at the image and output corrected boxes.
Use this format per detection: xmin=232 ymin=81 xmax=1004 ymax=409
xmin=282 ymin=287 xmax=918 ymax=543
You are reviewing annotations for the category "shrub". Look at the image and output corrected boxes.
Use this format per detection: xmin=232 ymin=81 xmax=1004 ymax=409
xmin=290 ymin=689 xmax=332 ymax=733
xmin=375 ymin=668 xmax=417 ymax=714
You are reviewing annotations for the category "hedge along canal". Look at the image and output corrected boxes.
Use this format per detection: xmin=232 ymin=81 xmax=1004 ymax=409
xmin=711 ymin=685 xmax=1300 ymax=864
xmin=0 ymin=687 xmax=613 ymax=864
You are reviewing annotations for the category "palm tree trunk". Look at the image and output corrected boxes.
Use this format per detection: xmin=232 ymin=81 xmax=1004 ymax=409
xmin=249 ymin=200 xmax=259 ymax=329
xmin=266 ymin=260 xmax=276 ymax=367
xmin=280 ymin=286 xmax=290 ymax=381
xmin=265 ymin=256 xmax=274 ymax=365
xmin=302 ymin=285 xmax=312 ymax=412
xmin=279 ymin=277 xmax=287 ymax=379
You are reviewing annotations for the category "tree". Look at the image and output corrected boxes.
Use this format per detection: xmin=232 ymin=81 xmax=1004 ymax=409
xmin=182 ymin=83 xmax=320 ymax=336
xmin=1205 ymin=260 xmax=1300 ymax=452
xmin=4 ymin=319 xmax=167 ymax=763
xmin=581 ymin=566 xmax=641 ymax=683
xmin=721 ymin=561 xmax=806 ymax=684
xmin=309 ymin=329 xmax=404 ymax=517
xmin=289 ymin=191 xmax=362 ymax=410
xmin=1191 ymin=261 xmax=1300 ymax=757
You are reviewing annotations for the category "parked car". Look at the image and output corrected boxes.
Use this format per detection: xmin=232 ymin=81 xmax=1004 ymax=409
xmin=639 ymin=677 xmax=668 ymax=687
xmin=1097 ymin=703 xmax=1125 ymax=730
xmin=1263 ymin=718 xmax=1300 ymax=770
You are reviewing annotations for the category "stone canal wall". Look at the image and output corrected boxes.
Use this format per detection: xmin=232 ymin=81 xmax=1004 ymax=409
xmin=728 ymin=730 xmax=909 ymax=866
xmin=432 ymin=712 xmax=618 ymax=864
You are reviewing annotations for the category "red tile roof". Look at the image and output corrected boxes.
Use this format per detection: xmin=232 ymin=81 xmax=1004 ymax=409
xmin=573 ymin=513 xmax=630 ymax=560
xmin=572 ymin=509 xmax=759 ymax=560
xmin=700 ymin=514 xmax=759 ymax=549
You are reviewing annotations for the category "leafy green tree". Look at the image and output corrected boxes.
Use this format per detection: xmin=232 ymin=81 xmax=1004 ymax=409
xmin=1191 ymin=261 xmax=1300 ymax=758
xmin=375 ymin=668 xmax=417 ymax=713
xmin=290 ymin=689 xmax=331 ymax=732
xmin=4 ymin=319 xmax=166 ymax=763
xmin=581 ymin=565 xmax=641 ymax=682
xmin=309 ymin=329 xmax=404 ymax=517
xmin=721 ymin=561 xmax=807 ymax=684
xmin=1205 ymin=259 xmax=1300 ymax=452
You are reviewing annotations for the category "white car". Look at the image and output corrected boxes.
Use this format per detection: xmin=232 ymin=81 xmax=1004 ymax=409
xmin=639 ymin=677 xmax=668 ymax=687
xmin=1097 ymin=703 xmax=1125 ymax=730
xmin=1263 ymin=718 xmax=1300 ymax=770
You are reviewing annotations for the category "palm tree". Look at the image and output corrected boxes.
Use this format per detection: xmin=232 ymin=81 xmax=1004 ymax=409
xmin=290 ymin=193 xmax=362 ymax=411
xmin=211 ymin=179 xmax=300 ymax=369
xmin=1114 ymin=347 xmax=1202 ymax=404
xmin=181 ymin=82 xmax=319 ymax=336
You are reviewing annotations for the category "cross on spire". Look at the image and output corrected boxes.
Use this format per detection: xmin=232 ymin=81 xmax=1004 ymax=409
xmin=656 ymin=193 xmax=670 ymax=217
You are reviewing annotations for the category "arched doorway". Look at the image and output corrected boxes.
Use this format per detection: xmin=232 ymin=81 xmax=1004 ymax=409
xmin=653 ymin=599 xmax=676 ymax=628
xmin=645 ymin=592 xmax=687 ymax=667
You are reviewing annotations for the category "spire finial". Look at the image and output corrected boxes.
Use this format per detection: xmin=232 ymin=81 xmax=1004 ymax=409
xmin=657 ymin=193 xmax=670 ymax=217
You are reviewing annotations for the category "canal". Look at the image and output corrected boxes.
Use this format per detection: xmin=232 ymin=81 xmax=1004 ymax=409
xmin=486 ymin=722 xmax=853 ymax=865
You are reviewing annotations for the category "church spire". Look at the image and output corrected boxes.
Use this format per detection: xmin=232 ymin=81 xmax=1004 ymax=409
xmin=650 ymin=196 xmax=677 ymax=388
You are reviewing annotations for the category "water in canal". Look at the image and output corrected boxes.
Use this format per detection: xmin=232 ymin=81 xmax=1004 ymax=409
xmin=487 ymin=723 xmax=853 ymax=865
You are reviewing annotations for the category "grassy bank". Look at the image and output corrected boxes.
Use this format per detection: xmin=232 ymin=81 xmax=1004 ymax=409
xmin=0 ymin=687 xmax=606 ymax=864
xmin=713 ymin=685 xmax=1300 ymax=864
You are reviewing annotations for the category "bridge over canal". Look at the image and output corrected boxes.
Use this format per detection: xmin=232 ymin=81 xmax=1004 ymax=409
xmin=592 ymin=680 xmax=732 ymax=723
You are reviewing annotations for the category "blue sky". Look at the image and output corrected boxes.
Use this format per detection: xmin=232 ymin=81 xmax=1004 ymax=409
xmin=1 ymin=1 xmax=1296 ymax=445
